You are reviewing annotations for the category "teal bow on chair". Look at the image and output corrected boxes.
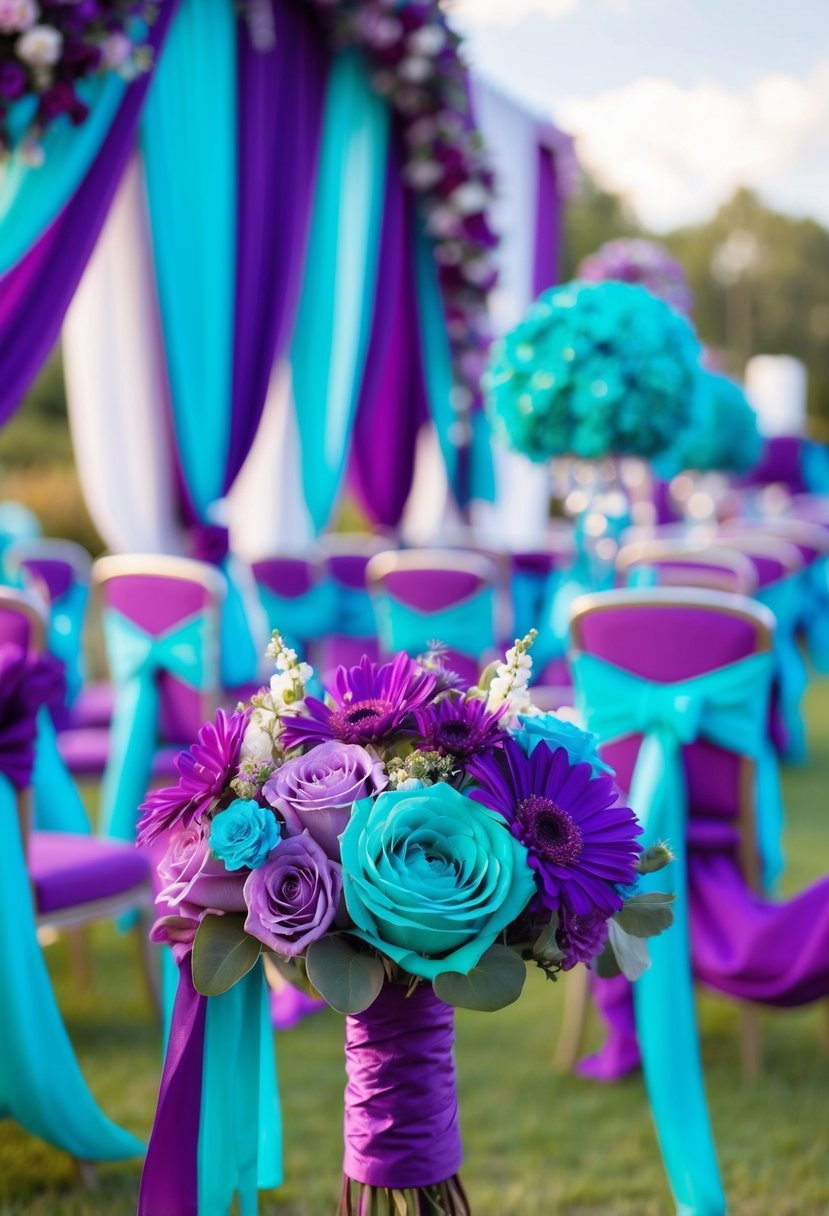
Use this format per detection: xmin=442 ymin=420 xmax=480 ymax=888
xmin=756 ymin=576 xmax=808 ymax=763
xmin=48 ymin=580 xmax=89 ymax=707
xmin=257 ymin=580 xmax=337 ymax=659
xmin=0 ymin=774 xmax=143 ymax=1161
xmin=101 ymin=610 xmax=215 ymax=842
xmin=572 ymin=650 xmax=781 ymax=1216
xmin=371 ymin=586 xmax=495 ymax=661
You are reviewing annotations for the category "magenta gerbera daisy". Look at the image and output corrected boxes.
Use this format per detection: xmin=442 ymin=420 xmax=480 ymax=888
xmin=414 ymin=695 xmax=508 ymax=759
xmin=137 ymin=708 xmax=250 ymax=845
xmin=467 ymin=739 xmax=641 ymax=917
xmin=281 ymin=653 xmax=437 ymax=749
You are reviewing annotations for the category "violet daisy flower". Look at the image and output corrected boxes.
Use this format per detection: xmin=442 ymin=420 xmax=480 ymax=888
xmin=415 ymin=695 xmax=508 ymax=759
xmin=467 ymin=739 xmax=641 ymax=918
xmin=557 ymin=908 xmax=610 ymax=970
xmin=281 ymin=653 xmax=437 ymax=749
xmin=137 ymin=708 xmax=250 ymax=846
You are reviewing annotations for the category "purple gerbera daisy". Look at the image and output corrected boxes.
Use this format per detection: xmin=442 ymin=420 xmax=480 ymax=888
xmin=137 ymin=708 xmax=250 ymax=845
xmin=557 ymin=908 xmax=610 ymax=970
xmin=467 ymin=739 xmax=641 ymax=918
xmin=414 ymin=695 xmax=508 ymax=759
xmin=281 ymin=653 xmax=437 ymax=749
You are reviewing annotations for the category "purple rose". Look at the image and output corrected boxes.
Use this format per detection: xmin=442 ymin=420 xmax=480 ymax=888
xmin=263 ymin=740 xmax=387 ymax=860
xmin=156 ymin=825 xmax=247 ymax=922
xmin=0 ymin=62 xmax=27 ymax=101
xmin=243 ymin=832 xmax=342 ymax=957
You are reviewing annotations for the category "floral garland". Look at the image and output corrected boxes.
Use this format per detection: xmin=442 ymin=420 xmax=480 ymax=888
xmin=294 ymin=0 xmax=500 ymax=449
xmin=0 ymin=0 xmax=160 ymax=160
xmin=577 ymin=238 xmax=694 ymax=317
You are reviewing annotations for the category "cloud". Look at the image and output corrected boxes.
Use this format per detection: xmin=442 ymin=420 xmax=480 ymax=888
xmin=448 ymin=0 xmax=582 ymax=30
xmin=558 ymin=61 xmax=829 ymax=229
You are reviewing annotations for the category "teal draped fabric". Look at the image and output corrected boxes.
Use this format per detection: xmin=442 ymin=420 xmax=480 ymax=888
xmin=371 ymin=586 xmax=495 ymax=661
xmin=47 ymin=580 xmax=89 ymax=707
xmin=257 ymin=582 xmax=338 ymax=659
xmin=0 ymin=773 xmax=143 ymax=1159
xmin=804 ymin=558 xmax=829 ymax=674
xmin=756 ymin=576 xmax=808 ymax=763
xmin=199 ymin=963 xmax=281 ymax=1214
xmin=0 ymin=75 xmax=125 ymax=275
xmin=291 ymin=50 xmax=390 ymax=533
xmin=32 ymin=708 xmax=90 ymax=835
xmin=141 ymin=0 xmax=237 ymax=522
xmin=573 ymin=650 xmax=783 ymax=1216
xmin=100 ymin=610 xmax=213 ymax=842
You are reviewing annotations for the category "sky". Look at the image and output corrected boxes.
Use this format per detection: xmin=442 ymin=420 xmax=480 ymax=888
xmin=449 ymin=0 xmax=829 ymax=231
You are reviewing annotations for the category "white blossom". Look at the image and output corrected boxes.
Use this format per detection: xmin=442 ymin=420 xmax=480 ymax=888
xmin=0 ymin=0 xmax=38 ymax=35
xmin=16 ymin=23 xmax=62 ymax=66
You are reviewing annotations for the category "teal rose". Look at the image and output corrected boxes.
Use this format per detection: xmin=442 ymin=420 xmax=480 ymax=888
xmin=210 ymin=798 xmax=280 ymax=871
xmin=340 ymin=783 xmax=535 ymax=981
xmin=517 ymin=712 xmax=613 ymax=777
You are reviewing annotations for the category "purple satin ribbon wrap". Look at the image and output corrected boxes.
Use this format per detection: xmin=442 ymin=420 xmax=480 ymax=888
xmin=343 ymin=983 xmax=463 ymax=1190
xmin=138 ymin=958 xmax=206 ymax=1216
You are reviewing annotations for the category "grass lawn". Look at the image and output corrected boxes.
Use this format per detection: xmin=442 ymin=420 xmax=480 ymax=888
xmin=3 ymin=684 xmax=829 ymax=1215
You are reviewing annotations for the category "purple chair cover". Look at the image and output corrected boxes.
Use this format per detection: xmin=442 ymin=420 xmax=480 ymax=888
xmin=0 ymin=2 xmax=179 ymax=424
xmin=31 ymin=830 xmax=148 ymax=915
xmin=740 ymin=436 xmax=807 ymax=495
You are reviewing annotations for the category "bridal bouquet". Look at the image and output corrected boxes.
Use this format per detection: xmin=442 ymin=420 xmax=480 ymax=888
xmin=140 ymin=631 xmax=673 ymax=1213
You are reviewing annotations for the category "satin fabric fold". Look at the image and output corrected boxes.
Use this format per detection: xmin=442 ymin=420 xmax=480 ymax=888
xmin=32 ymin=707 xmax=91 ymax=835
xmin=292 ymin=49 xmax=390 ymax=533
xmin=256 ymin=582 xmax=338 ymax=659
xmin=371 ymin=587 xmax=496 ymax=665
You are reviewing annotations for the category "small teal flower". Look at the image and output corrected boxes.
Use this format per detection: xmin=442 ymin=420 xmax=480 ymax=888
xmin=341 ymin=784 xmax=535 ymax=981
xmin=210 ymin=798 xmax=280 ymax=871
xmin=515 ymin=712 xmax=614 ymax=777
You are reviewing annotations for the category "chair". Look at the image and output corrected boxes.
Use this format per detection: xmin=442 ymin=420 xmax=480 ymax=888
xmin=367 ymin=548 xmax=498 ymax=686
xmin=616 ymin=540 xmax=758 ymax=596
xmin=565 ymin=587 xmax=829 ymax=1216
xmin=0 ymin=499 xmax=41 ymax=583
xmin=315 ymin=534 xmax=390 ymax=675
xmin=0 ymin=595 xmax=150 ymax=1170
xmin=91 ymin=555 xmax=224 ymax=843
xmin=251 ymin=554 xmax=335 ymax=663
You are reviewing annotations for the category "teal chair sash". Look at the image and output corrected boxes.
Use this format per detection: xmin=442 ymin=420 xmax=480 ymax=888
xmin=371 ymin=586 xmax=495 ymax=660
xmin=101 ymin=609 xmax=214 ymax=842
xmin=32 ymin=707 xmax=91 ymax=835
xmin=0 ymin=773 xmax=143 ymax=1160
xmin=573 ymin=649 xmax=780 ymax=1216
xmin=802 ymin=558 xmax=829 ymax=674
xmin=333 ymin=580 xmax=377 ymax=640
xmin=756 ymin=575 xmax=808 ymax=762
xmin=257 ymin=580 xmax=337 ymax=658
xmin=47 ymin=579 xmax=89 ymax=707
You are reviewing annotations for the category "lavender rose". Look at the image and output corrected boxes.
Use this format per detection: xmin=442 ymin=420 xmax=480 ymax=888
xmin=156 ymin=825 xmax=247 ymax=922
xmin=263 ymin=740 xmax=387 ymax=860
xmin=243 ymin=831 xmax=342 ymax=957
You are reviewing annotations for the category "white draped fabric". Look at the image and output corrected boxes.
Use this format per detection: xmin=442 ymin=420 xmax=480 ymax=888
xmin=63 ymin=156 xmax=185 ymax=556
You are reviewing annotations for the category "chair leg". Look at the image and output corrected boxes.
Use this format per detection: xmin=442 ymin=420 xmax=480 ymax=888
xmin=554 ymin=966 xmax=592 ymax=1073
xmin=134 ymin=910 xmax=163 ymax=1025
xmin=739 ymin=1005 xmax=762 ymax=1081
xmin=74 ymin=1159 xmax=99 ymax=1190
xmin=66 ymin=927 xmax=94 ymax=992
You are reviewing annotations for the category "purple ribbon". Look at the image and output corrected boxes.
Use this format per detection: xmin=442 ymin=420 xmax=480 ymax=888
xmin=138 ymin=959 xmax=206 ymax=1216
xmin=343 ymin=982 xmax=463 ymax=1189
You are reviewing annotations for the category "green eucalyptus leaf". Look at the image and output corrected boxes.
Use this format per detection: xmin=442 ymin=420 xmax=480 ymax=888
xmin=593 ymin=940 xmax=622 ymax=979
xmin=615 ymin=892 xmax=675 ymax=938
xmin=434 ymin=944 xmax=526 ymax=1012
xmin=608 ymin=920 xmax=652 ymax=982
xmin=304 ymin=935 xmax=385 ymax=1014
xmin=191 ymin=913 xmax=261 ymax=997
xmin=532 ymin=914 xmax=564 ymax=964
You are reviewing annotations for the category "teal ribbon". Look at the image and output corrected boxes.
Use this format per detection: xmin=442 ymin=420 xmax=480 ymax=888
xmin=47 ymin=580 xmax=89 ymax=707
xmin=199 ymin=962 xmax=281 ymax=1215
xmin=573 ymin=649 xmax=782 ymax=1216
xmin=512 ymin=568 xmax=559 ymax=647
xmin=0 ymin=74 xmax=125 ymax=274
xmin=292 ymin=50 xmax=390 ymax=533
xmin=257 ymin=581 xmax=338 ymax=659
xmin=801 ymin=440 xmax=829 ymax=493
xmin=332 ymin=580 xmax=378 ymax=641
xmin=802 ymin=558 xmax=829 ymax=674
xmin=0 ymin=773 xmax=143 ymax=1159
xmin=756 ymin=575 xmax=808 ymax=763
xmin=371 ymin=586 xmax=495 ymax=661
xmin=32 ymin=707 xmax=90 ymax=835
xmin=100 ymin=610 xmax=213 ymax=842
xmin=219 ymin=556 xmax=264 ymax=690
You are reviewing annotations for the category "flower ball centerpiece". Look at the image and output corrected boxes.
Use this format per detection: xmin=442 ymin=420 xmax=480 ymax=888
xmin=661 ymin=368 xmax=762 ymax=477
xmin=577 ymin=237 xmax=694 ymax=316
xmin=141 ymin=631 xmax=673 ymax=1214
xmin=485 ymin=279 xmax=702 ymax=465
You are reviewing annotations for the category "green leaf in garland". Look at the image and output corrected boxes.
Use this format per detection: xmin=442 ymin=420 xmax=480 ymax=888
xmin=615 ymin=892 xmax=675 ymax=938
xmin=434 ymin=944 xmax=526 ymax=1012
xmin=191 ymin=913 xmax=262 ymax=996
xmin=305 ymin=935 xmax=385 ymax=1014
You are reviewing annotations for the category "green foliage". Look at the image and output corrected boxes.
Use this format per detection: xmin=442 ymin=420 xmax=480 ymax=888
xmin=191 ymin=913 xmax=261 ymax=996
xmin=304 ymin=934 xmax=385 ymax=1014
xmin=434 ymin=944 xmax=526 ymax=1012
xmin=561 ymin=174 xmax=641 ymax=280
xmin=615 ymin=892 xmax=675 ymax=938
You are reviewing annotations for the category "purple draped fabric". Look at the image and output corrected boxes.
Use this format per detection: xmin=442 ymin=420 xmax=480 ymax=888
xmin=225 ymin=0 xmax=329 ymax=492
xmin=349 ymin=138 xmax=430 ymax=530
xmin=138 ymin=959 xmax=206 ymax=1216
xmin=343 ymin=982 xmax=462 ymax=1189
xmin=0 ymin=645 xmax=64 ymax=788
xmin=532 ymin=142 xmax=561 ymax=297
xmin=0 ymin=2 xmax=179 ymax=426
